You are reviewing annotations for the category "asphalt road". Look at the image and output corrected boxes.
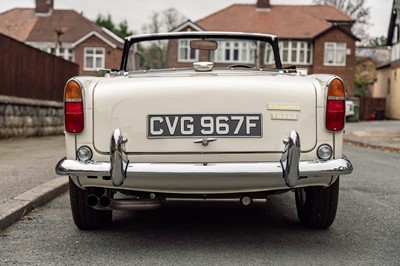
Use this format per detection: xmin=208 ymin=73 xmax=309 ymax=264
xmin=0 ymin=144 xmax=399 ymax=265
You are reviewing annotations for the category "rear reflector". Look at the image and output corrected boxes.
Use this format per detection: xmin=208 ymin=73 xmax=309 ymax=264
xmin=64 ymin=80 xmax=84 ymax=133
xmin=326 ymin=78 xmax=345 ymax=131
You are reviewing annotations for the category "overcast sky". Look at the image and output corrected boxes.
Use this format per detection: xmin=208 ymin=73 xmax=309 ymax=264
xmin=0 ymin=0 xmax=393 ymax=38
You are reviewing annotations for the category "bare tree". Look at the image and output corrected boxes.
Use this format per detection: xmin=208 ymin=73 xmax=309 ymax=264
xmin=314 ymin=0 xmax=371 ymax=43
xmin=142 ymin=11 xmax=163 ymax=34
xmin=163 ymin=8 xmax=186 ymax=32
xmin=142 ymin=8 xmax=186 ymax=34
xmin=140 ymin=8 xmax=186 ymax=69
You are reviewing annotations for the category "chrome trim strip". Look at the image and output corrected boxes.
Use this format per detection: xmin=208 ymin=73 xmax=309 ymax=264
xmin=327 ymin=96 xmax=345 ymax=100
xmin=65 ymin=98 xmax=83 ymax=103
xmin=126 ymin=31 xmax=277 ymax=42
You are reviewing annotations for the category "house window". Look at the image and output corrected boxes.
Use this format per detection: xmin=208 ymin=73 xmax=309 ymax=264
xmin=392 ymin=43 xmax=400 ymax=62
xmin=266 ymin=41 xmax=312 ymax=65
xmin=265 ymin=43 xmax=275 ymax=65
xmin=46 ymin=47 xmax=75 ymax=62
xmin=84 ymin=47 xmax=105 ymax=71
xmin=178 ymin=40 xmax=198 ymax=62
xmin=324 ymin=42 xmax=346 ymax=66
xmin=214 ymin=41 xmax=255 ymax=63
xmin=393 ymin=25 xmax=399 ymax=44
xmin=59 ymin=48 xmax=74 ymax=61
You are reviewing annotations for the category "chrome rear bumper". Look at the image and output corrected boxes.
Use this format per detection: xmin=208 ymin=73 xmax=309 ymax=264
xmin=56 ymin=129 xmax=353 ymax=189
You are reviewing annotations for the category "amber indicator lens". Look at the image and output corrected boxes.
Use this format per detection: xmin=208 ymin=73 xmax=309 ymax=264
xmin=65 ymin=80 xmax=83 ymax=100
xmin=328 ymin=78 xmax=345 ymax=98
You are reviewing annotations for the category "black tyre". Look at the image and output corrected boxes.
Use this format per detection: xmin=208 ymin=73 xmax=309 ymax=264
xmin=69 ymin=177 xmax=112 ymax=230
xmin=295 ymin=177 xmax=339 ymax=229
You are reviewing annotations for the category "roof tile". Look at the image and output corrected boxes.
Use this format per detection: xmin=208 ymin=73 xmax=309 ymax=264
xmin=0 ymin=8 xmax=38 ymax=42
xmin=0 ymin=8 xmax=123 ymax=48
xmin=196 ymin=4 xmax=353 ymax=39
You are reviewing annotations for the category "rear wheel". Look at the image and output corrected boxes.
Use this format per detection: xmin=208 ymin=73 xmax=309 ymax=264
xmin=69 ymin=177 xmax=112 ymax=230
xmin=295 ymin=178 xmax=339 ymax=229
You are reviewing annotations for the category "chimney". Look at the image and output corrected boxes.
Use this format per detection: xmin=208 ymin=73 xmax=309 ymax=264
xmin=35 ymin=0 xmax=53 ymax=15
xmin=256 ymin=0 xmax=271 ymax=9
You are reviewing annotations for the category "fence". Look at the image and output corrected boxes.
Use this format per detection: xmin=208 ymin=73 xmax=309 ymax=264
xmin=0 ymin=33 xmax=79 ymax=101
xmin=0 ymin=33 xmax=79 ymax=138
xmin=358 ymin=96 xmax=386 ymax=121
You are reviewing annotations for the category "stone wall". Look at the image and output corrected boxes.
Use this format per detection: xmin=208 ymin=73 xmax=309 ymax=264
xmin=0 ymin=95 xmax=63 ymax=139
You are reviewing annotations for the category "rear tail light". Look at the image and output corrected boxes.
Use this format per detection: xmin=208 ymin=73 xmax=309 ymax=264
xmin=326 ymin=78 xmax=345 ymax=131
xmin=64 ymin=79 xmax=84 ymax=133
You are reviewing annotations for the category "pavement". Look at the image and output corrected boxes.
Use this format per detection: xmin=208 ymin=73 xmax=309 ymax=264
xmin=0 ymin=135 xmax=68 ymax=230
xmin=0 ymin=119 xmax=399 ymax=231
xmin=344 ymin=120 xmax=400 ymax=153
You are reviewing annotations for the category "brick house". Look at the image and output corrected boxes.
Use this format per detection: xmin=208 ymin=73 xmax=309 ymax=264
xmin=355 ymin=47 xmax=390 ymax=96
xmin=170 ymin=0 xmax=359 ymax=95
xmin=0 ymin=0 xmax=123 ymax=75
xmin=376 ymin=0 xmax=400 ymax=119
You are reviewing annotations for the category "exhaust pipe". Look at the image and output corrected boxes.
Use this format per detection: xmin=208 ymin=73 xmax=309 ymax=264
xmin=99 ymin=196 xmax=112 ymax=208
xmin=87 ymin=196 xmax=163 ymax=211
xmin=108 ymin=198 xmax=162 ymax=210
xmin=87 ymin=195 xmax=265 ymax=210
xmin=86 ymin=194 xmax=99 ymax=207
xmin=165 ymin=197 xmax=266 ymax=208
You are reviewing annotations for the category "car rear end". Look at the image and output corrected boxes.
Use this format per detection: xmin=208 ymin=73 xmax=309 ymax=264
xmin=56 ymin=32 xmax=352 ymax=230
xmin=59 ymin=71 xmax=350 ymax=192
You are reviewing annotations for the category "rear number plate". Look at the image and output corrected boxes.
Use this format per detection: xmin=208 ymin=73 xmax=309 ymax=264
xmin=148 ymin=114 xmax=262 ymax=138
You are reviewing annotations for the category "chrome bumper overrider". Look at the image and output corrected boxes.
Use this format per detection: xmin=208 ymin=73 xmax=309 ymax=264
xmin=56 ymin=129 xmax=353 ymax=189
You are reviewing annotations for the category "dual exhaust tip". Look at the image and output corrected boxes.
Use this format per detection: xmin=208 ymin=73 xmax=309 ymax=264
xmin=87 ymin=194 xmax=111 ymax=208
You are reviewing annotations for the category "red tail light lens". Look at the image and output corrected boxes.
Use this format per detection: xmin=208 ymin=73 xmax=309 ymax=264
xmin=64 ymin=80 xmax=84 ymax=133
xmin=326 ymin=100 xmax=345 ymax=131
xmin=326 ymin=78 xmax=345 ymax=131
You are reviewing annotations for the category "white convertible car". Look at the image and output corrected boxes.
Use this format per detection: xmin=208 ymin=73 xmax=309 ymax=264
xmin=56 ymin=32 xmax=353 ymax=230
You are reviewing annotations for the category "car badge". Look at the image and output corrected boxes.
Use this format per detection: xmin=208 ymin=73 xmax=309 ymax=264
xmin=193 ymin=138 xmax=218 ymax=146
xmin=267 ymin=104 xmax=301 ymax=111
